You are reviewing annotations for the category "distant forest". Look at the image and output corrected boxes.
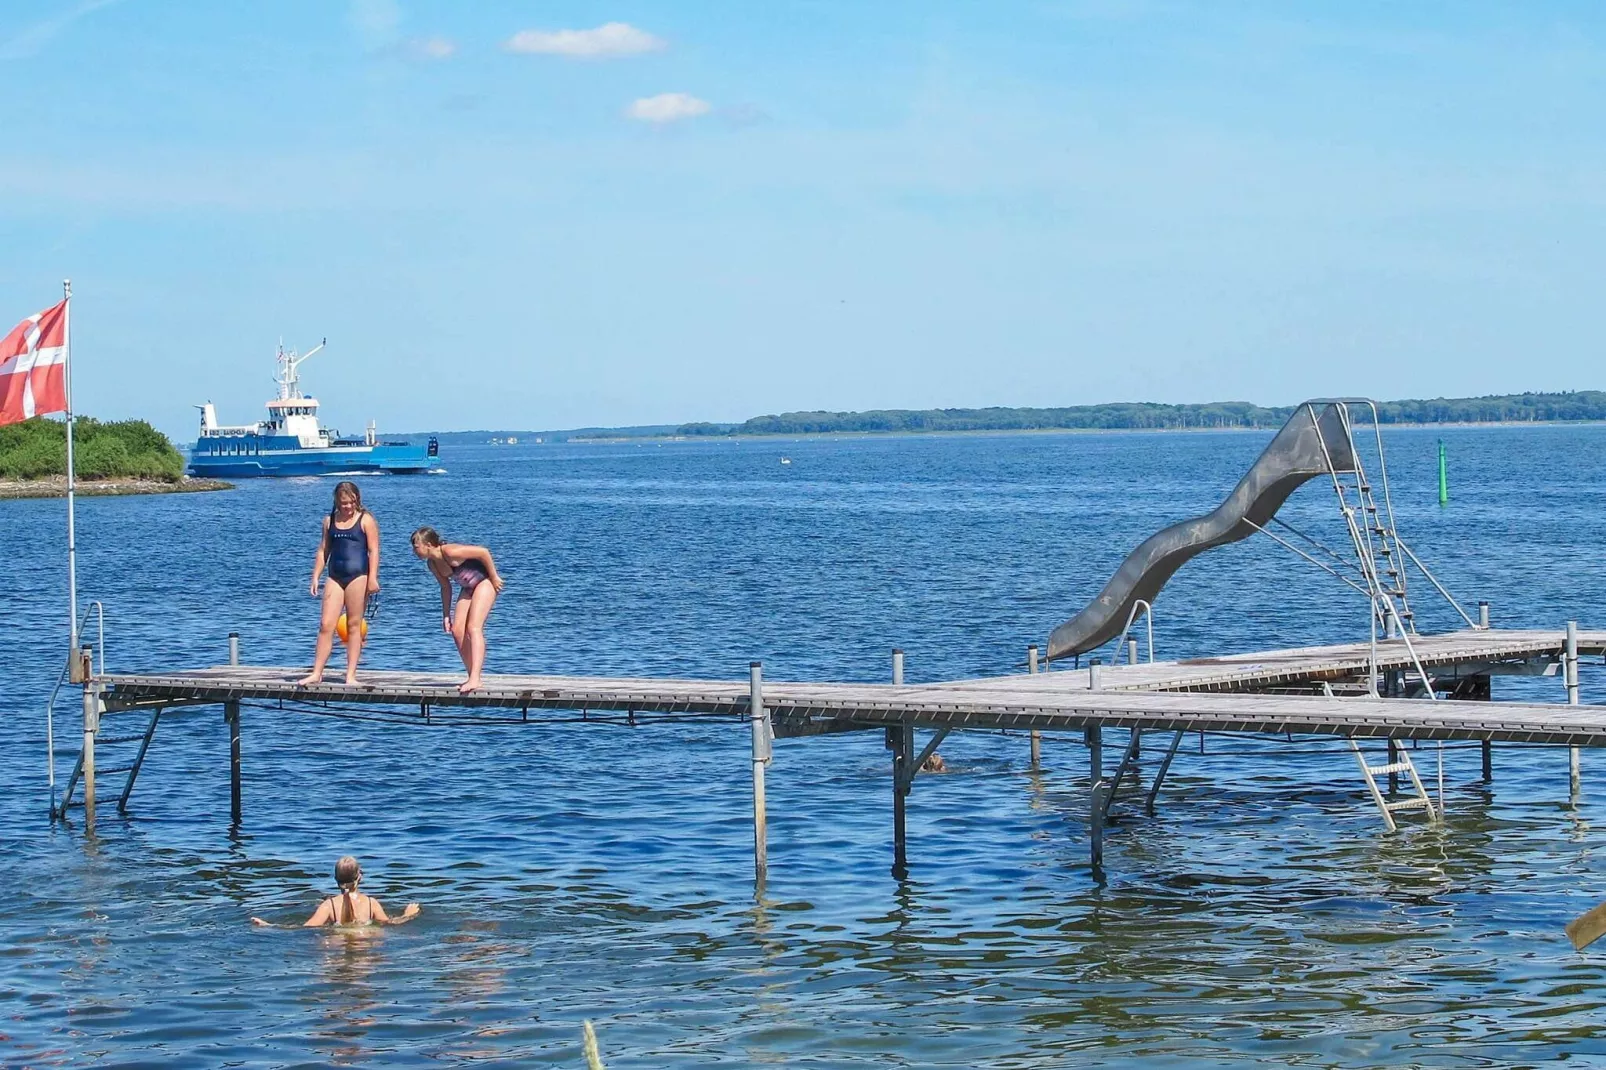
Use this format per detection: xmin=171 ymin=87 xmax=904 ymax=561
xmin=667 ymin=392 xmax=1606 ymax=437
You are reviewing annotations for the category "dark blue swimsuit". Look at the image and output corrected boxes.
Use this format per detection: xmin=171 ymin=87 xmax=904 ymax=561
xmin=327 ymin=510 xmax=369 ymax=585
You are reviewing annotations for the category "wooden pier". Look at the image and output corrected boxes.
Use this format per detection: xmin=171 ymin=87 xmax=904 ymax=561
xmin=42 ymin=402 xmax=1604 ymax=886
xmin=56 ymin=625 xmax=1603 ymax=884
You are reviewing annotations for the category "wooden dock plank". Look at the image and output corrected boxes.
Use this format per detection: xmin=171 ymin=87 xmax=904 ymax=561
xmin=96 ymin=637 xmax=1606 ymax=746
xmin=952 ymin=629 xmax=1600 ymax=693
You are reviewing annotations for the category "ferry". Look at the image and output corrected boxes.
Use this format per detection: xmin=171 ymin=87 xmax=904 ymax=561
xmin=189 ymin=339 xmax=437 ymax=478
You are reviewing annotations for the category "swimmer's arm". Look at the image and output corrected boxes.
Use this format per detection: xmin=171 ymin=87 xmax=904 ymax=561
xmin=363 ymin=512 xmax=380 ymax=593
xmin=373 ymin=899 xmax=422 ymax=925
xmin=309 ymin=517 xmax=330 ymax=595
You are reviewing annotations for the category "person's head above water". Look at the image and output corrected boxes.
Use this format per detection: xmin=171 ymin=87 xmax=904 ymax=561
xmin=333 ymin=481 xmax=362 ymax=516
xmin=335 ymin=855 xmax=362 ymax=891
xmin=411 ymin=526 xmax=442 ymax=559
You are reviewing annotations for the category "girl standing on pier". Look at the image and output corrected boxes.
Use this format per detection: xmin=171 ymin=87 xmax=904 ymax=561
xmin=298 ymin=481 xmax=380 ymax=686
xmin=411 ymin=526 xmax=504 ymax=693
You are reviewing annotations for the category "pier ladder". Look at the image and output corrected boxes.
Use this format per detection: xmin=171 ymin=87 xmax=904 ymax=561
xmin=59 ymin=704 xmax=162 ymax=816
xmin=1348 ymin=738 xmax=1436 ymax=831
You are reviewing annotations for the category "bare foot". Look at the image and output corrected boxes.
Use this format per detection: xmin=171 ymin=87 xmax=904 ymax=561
xmin=344 ymin=672 xmax=359 ymax=686
xmin=297 ymin=671 xmax=323 ymax=686
xmin=458 ymin=678 xmax=480 ymax=694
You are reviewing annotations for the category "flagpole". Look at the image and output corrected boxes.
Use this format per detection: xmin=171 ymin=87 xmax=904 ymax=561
xmin=63 ymin=279 xmax=78 ymax=660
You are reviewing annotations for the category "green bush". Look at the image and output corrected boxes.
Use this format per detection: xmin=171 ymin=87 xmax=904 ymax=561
xmin=0 ymin=416 xmax=185 ymax=482
xmin=74 ymin=435 xmax=132 ymax=479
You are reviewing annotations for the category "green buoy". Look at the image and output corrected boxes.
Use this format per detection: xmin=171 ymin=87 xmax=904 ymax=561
xmin=1437 ymin=439 xmax=1449 ymax=505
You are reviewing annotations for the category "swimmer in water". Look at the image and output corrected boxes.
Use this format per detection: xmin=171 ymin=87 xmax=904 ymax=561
xmin=298 ymin=481 xmax=380 ymax=686
xmin=251 ymin=855 xmax=420 ymax=927
xmin=411 ymin=526 xmax=505 ymax=694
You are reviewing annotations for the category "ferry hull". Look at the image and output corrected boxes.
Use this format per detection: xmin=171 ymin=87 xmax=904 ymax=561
xmin=188 ymin=442 xmax=434 ymax=478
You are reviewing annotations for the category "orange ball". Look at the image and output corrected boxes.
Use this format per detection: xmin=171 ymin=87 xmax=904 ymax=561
xmin=336 ymin=612 xmax=369 ymax=643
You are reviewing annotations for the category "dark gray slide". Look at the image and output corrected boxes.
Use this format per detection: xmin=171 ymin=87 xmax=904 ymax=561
xmin=1047 ymin=403 xmax=1358 ymax=661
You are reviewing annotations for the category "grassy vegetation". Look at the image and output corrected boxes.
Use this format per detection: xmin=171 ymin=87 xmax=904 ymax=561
xmin=671 ymin=392 xmax=1606 ymax=436
xmin=0 ymin=416 xmax=186 ymax=482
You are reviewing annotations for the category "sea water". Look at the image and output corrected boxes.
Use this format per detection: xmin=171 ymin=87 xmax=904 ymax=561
xmin=3 ymin=426 xmax=1606 ymax=1067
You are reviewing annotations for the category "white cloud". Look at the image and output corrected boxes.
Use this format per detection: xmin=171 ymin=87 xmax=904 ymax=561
xmin=408 ymin=36 xmax=456 ymax=60
xmin=504 ymin=22 xmax=665 ymax=59
xmin=625 ymin=93 xmax=712 ymax=123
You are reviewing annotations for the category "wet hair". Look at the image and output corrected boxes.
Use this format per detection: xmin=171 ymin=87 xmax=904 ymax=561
xmin=333 ymin=481 xmax=363 ymax=512
xmin=334 ymin=855 xmax=361 ymax=891
xmin=411 ymin=526 xmax=442 ymax=548
xmin=333 ymin=855 xmax=362 ymax=924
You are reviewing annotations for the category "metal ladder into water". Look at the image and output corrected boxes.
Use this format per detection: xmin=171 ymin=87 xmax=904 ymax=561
xmin=58 ymin=704 xmax=163 ymax=816
xmin=46 ymin=603 xmax=164 ymax=818
xmin=1313 ymin=405 xmax=1442 ymax=829
xmin=1348 ymin=738 xmax=1436 ymax=831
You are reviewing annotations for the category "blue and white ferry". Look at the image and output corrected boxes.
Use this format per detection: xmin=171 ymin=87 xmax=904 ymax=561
xmin=189 ymin=339 xmax=437 ymax=478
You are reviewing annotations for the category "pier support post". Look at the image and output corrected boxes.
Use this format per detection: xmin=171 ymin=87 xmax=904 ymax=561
xmin=1090 ymin=778 xmax=1107 ymax=882
xmin=1478 ymin=601 xmax=1490 ymax=629
xmin=1482 ymin=741 xmax=1492 ymax=782
xmin=749 ymin=662 xmax=771 ymax=889
xmin=890 ymin=723 xmax=912 ymax=879
xmin=226 ymin=700 xmax=241 ymax=825
xmin=1027 ymin=644 xmax=1041 ymax=771
xmin=1386 ymin=740 xmax=1399 ymax=797
xmin=80 ymin=656 xmax=97 ymax=829
xmin=1568 ymin=622 xmax=1581 ymax=799
xmin=229 ymin=631 xmax=239 ymax=667
xmin=887 ymin=648 xmax=912 ymax=879
xmin=1145 ymin=730 xmax=1187 ymax=816
xmin=1087 ymin=723 xmax=1103 ymax=783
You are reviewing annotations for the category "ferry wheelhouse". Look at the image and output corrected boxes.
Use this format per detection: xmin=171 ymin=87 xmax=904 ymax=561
xmin=189 ymin=339 xmax=437 ymax=477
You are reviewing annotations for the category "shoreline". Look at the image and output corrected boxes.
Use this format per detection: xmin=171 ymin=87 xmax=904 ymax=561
xmin=0 ymin=476 xmax=234 ymax=500
xmin=564 ymin=419 xmax=1606 ymax=445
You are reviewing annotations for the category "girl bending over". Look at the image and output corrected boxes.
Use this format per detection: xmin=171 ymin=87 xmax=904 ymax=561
xmin=411 ymin=526 xmax=504 ymax=693
xmin=298 ymin=481 xmax=379 ymax=686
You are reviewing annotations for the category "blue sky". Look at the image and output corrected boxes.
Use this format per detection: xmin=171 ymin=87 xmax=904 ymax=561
xmin=3 ymin=1 xmax=1604 ymax=438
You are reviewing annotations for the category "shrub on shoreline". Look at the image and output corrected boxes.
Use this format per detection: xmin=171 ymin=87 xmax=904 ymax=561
xmin=0 ymin=417 xmax=185 ymax=482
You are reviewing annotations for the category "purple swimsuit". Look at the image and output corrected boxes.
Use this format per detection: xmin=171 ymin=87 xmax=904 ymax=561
xmin=451 ymin=559 xmax=488 ymax=593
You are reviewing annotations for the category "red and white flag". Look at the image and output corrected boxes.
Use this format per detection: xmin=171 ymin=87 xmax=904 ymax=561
xmin=1 ymin=299 xmax=69 ymax=426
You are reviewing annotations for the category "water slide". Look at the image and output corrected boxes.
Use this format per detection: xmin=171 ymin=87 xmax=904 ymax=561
xmin=1046 ymin=402 xmax=1358 ymax=661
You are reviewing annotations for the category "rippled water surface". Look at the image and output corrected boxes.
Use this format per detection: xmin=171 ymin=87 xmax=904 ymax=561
xmin=5 ymin=426 xmax=1606 ymax=1067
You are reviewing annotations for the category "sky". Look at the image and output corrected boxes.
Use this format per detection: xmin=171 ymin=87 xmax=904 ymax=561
xmin=3 ymin=0 xmax=1605 ymax=439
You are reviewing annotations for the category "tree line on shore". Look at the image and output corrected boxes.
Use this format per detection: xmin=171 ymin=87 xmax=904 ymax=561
xmin=668 ymin=392 xmax=1606 ymax=437
xmin=0 ymin=417 xmax=185 ymax=481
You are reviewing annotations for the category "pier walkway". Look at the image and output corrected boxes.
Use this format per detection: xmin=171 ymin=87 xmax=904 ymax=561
xmin=62 ymin=625 xmax=1601 ymax=882
xmin=97 ymin=628 xmax=1606 ymax=744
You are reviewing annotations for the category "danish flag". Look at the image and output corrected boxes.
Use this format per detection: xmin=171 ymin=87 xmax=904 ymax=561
xmin=0 ymin=299 xmax=69 ymax=426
